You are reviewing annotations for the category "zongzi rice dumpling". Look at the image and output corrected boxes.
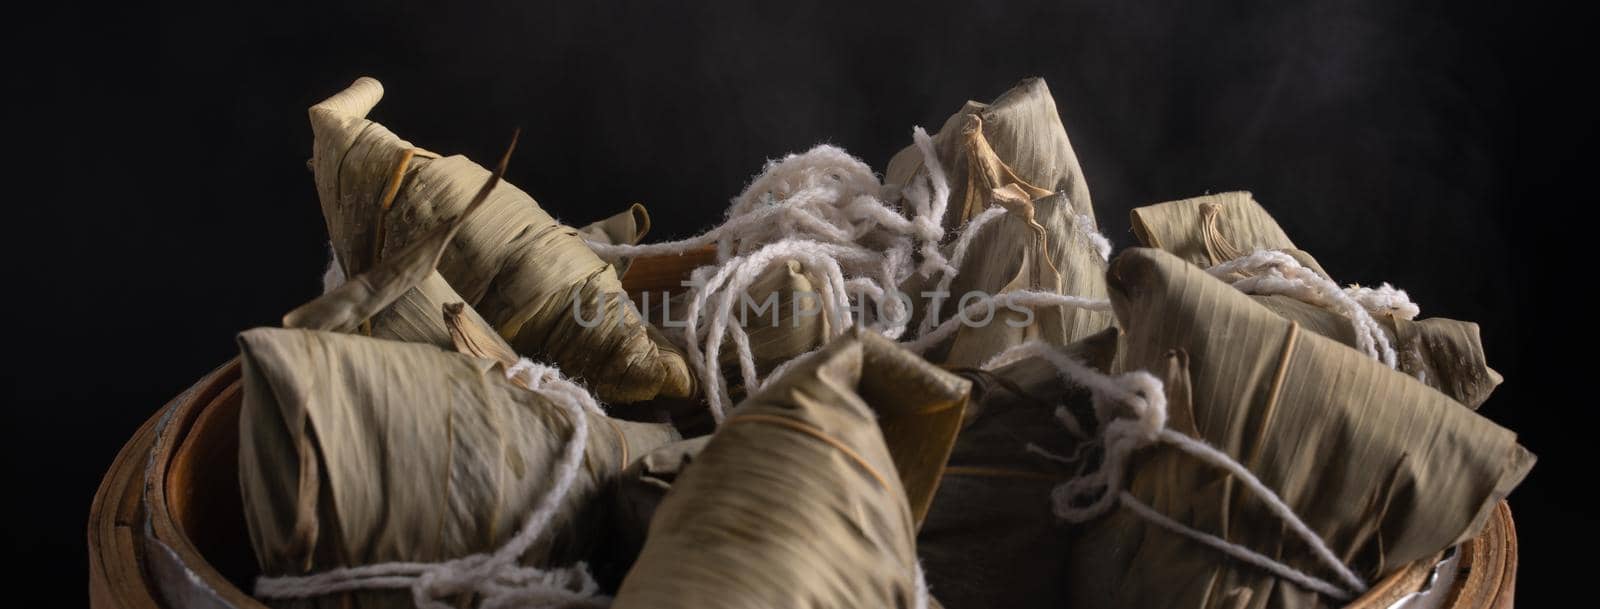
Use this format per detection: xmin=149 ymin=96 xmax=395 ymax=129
xmin=237 ymin=327 xmax=678 ymax=609
xmin=611 ymin=329 xmax=968 ymax=608
xmin=1129 ymin=191 xmax=1327 ymax=277
xmin=888 ymin=82 xmax=1112 ymax=367
xmin=1131 ymin=191 xmax=1502 ymax=408
xmin=309 ymin=77 xmax=692 ymax=403
xmin=1063 ymin=248 xmax=1532 ymax=609
xmin=886 ymin=77 xmax=1096 ymax=230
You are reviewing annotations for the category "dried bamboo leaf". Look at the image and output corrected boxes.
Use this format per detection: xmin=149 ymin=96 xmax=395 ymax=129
xmin=355 ymin=271 xmax=506 ymax=356
xmin=1389 ymin=315 xmax=1502 ymax=409
xmin=579 ymin=203 xmax=652 ymax=247
xmin=886 ymin=77 xmax=1095 ymax=229
xmin=283 ymin=135 xmax=515 ymax=362
xmin=441 ymin=298 xmax=522 ymax=366
xmin=641 ymin=258 xmax=830 ymax=371
xmin=918 ymin=329 xmax=1117 ymax=609
xmin=284 ymin=133 xmax=510 ymax=334
xmin=1131 ymin=192 xmax=1502 ymax=408
xmin=611 ymin=330 xmax=968 ymax=608
xmin=938 ymin=252 xmax=1039 ymax=368
xmin=592 ymin=436 xmax=710 ymax=588
xmin=924 ymin=191 xmax=1114 ymax=365
xmin=1065 ymin=249 xmax=1532 ymax=609
xmin=722 ymin=258 xmax=830 ymax=367
xmin=237 ymin=328 xmax=678 ymax=609
xmin=309 ymin=77 xmax=691 ymax=403
xmin=580 ymin=203 xmax=652 ymax=276
xmin=1129 ymin=191 xmax=1330 ymax=278
xmin=898 ymin=100 xmax=1111 ymax=362
xmin=1254 ymin=295 xmax=1502 ymax=409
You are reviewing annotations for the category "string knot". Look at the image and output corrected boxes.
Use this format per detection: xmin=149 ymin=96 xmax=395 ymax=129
xmin=506 ymin=359 xmax=559 ymax=391
xmin=1051 ymin=370 xmax=1169 ymax=522
xmin=912 ymin=215 xmax=943 ymax=243
xmin=1101 ymin=371 xmax=1169 ymax=443
xmin=986 ymin=338 xmax=1372 ymax=601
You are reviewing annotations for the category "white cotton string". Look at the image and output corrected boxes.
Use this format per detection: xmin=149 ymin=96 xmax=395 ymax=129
xmin=587 ymin=138 xmax=968 ymax=422
xmin=321 ymin=242 xmax=346 ymax=294
xmin=1074 ymin=214 xmax=1113 ymax=262
xmin=1027 ymin=443 xmax=1081 ymax=465
xmin=1115 ymin=491 xmax=1352 ymax=600
xmin=915 ymin=200 xmax=1114 ymax=339
xmin=1026 ymin=439 xmax=1099 ymax=467
xmin=691 ymin=242 xmax=857 ymax=420
xmin=980 ymin=341 xmax=1146 ymax=430
xmin=1207 ymin=250 xmax=1398 ymax=369
xmin=980 ymin=341 xmax=1124 ymax=400
xmin=754 ymin=345 xmax=824 ymax=394
xmin=997 ymin=339 xmax=1369 ymax=601
xmin=917 ymin=206 xmax=1008 ymax=337
xmin=583 ymin=134 xmax=1114 ymax=423
xmin=910 ymin=126 xmax=955 ymax=277
xmin=978 ymin=327 xmax=1057 ymax=372
xmin=587 ymin=146 xmax=892 ymax=262
xmin=912 ymin=562 xmax=930 ymax=609
xmin=1343 ymin=282 xmax=1420 ymax=321
xmin=1143 ymin=429 xmax=1367 ymax=597
xmin=254 ymin=359 xmax=609 ymax=609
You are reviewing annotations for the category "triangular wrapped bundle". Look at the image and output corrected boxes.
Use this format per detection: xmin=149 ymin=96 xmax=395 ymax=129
xmin=1130 ymin=191 xmax=1330 ymax=278
xmin=1064 ymin=249 xmax=1532 ymax=609
xmin=237 ymin=328 xmax=679 ymax=609
xmin=886 ymin=77 xmax=1096 ymax=229
xmin=917 ymin=329 xmax=1117 ymax=609
xmin=291 ymin=146 xmax=518 ymax=364
xmin=889 ymin=79 xmax=1111 ymax=365
xmin=309 ymin=77 xmax=691 ymax=403
xmin=611 ymin=330 xmax=968 ymax=608
xmin=1131 ymin=192 xmax=1502 ymax=408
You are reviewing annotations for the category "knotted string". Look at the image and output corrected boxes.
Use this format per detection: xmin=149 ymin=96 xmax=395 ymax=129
xmin=986 ymin=340 xmax=1371 ymax=601
xmin=589 ymin=130 xmax=1117 ymax=421
xmin=587 ymin=130 xmax=985 ymax=420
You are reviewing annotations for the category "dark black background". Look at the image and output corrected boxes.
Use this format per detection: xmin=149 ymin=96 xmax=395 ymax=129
xmin=9 ymin=0 xmax=1592 ymax=605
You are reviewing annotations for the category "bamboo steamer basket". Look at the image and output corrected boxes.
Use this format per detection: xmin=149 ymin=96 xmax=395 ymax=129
xmin=87 ymin=255 xmax=1521 ymax=609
